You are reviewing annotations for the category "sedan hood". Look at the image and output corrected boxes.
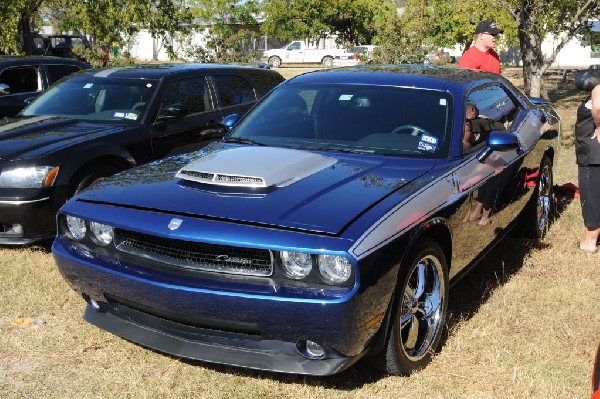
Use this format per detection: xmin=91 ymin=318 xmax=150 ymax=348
xmin=0 ymin=116 xmax=127 ymax=159
xmin=77 ymin=145 xmax=437 ymax=235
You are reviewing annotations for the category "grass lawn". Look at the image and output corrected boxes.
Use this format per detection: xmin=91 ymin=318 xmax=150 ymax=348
xmin=0 ymin=66 xmax=597 ymax=399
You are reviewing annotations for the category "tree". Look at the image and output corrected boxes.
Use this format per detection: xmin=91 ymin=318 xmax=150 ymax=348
xmin=188 ymin=0 xmax=263 ymax=62
xmin=0 ymin=0 xmax=44 ymax=55
xmin=426 ymin=0 xmax=599 ymax=98
xmin=501 ymin=0 xmax=599 ymax=98
xmin=144 ymin=0 xmax=193 ymax=61
xmin=260 ymin=0 xmax=389 ymax=47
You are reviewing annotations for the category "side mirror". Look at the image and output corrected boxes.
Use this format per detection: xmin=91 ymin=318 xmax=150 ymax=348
xmin=477 ymin=131 xmax=523 ymax=163
xmin=0 ymin=83 xmax=11 ymax=95
xmin=157 ymin=103 xmax=189 ymax=120
xmin=221 ymin=114 xmax=240 ymax=130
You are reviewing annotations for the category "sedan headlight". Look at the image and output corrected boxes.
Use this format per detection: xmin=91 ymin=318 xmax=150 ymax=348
xmin=0 ymin=166 xmax=59 ymax=188
xmin=280 ymin=251 xmax=312 ymax=279
xmin=318 ymin=255 xmax=352 ymax=285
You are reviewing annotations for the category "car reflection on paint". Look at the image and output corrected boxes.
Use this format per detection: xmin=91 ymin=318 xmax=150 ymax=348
xmin=53 ymin=65 xmax=561 ymax=376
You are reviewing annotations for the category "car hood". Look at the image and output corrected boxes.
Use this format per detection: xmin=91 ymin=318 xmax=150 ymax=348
xmin=76 ymin=145 xmax=437 ymax=235
xmin=0 ymin=115 xmax=129 ymax=159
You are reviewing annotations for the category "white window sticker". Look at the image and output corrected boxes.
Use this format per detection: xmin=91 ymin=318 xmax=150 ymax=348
xmin=83 ymin=83 xmax=93 ymax=89
xmin=113 ymin=112 xmax=126 ymax=118
xmin=439 ymin=98 xmax=447 ymax=106
xmin=125 ymin=113 xmax=138 ymax=120
xmin=339 ymin=94 xmax=353 ymax=101
xmin=421 ymin=134 xmax=438 ymax=145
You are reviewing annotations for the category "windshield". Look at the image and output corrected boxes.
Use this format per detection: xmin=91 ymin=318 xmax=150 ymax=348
xmin=230 ymin=84 xmax=453 ymax=158
xmin=23 ymin=76 xmax=157 ymax=124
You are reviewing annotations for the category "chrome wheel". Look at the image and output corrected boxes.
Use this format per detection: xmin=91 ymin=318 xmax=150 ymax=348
xmin=535 ymin=159 xmax=553 ymax=236
xmin=379 ymin=239 xmax=448 ymax=375
xmin=400 ymin=252 xmax=445 ymax=361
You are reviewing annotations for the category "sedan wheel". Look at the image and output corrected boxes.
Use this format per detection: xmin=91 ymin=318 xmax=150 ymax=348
xmin=381 ymin=239 xmax=448 ymax=375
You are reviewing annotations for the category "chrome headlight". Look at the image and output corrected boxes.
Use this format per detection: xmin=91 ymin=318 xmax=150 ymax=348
xmin=318 ymin=255 xmax=352 ymax=285
xmin=0 ymin=166 xmax=59 ymax=188
xmin=90 ymin=221 xmax=114 ymax=246
xmin=66 ymin=215 xmax=86 ymax=241
xmin=280 ymin=251 xmax=313 ymax=279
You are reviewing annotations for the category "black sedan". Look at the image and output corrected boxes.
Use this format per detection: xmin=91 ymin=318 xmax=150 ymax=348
xmin=0 ymin=56 xmax=91 ymax=118
xmin=0 ymin=63 xmax=284 ymax=244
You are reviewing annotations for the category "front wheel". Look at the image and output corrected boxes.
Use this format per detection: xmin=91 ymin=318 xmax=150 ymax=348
xmin=380 ymin=239 xmax=448 ymax=375
xmin=69 ymin=163 xmax=121 ymax=197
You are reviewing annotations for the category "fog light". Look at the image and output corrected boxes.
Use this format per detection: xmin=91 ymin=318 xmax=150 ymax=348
xmin=297 ymin=339 xmax=325 ymax=360
xmin=89 ymin=298 xmax=101 ymax=310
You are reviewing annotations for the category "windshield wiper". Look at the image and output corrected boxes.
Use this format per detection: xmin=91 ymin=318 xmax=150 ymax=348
xmin=224 ymin=137 xmax=267 ymax=146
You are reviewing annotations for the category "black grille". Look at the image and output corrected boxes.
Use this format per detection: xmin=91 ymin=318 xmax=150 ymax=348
xmin=114 ymin=229 xmax=273 ymax=276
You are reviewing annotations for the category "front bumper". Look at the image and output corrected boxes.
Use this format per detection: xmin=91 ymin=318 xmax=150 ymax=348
xmin=0 ymin=196 xmax=56 ymax=244
xmin=53 ymin=237 xmax=387 ymax=375
xmin=83 ymin=303 xmax=356 ymax=375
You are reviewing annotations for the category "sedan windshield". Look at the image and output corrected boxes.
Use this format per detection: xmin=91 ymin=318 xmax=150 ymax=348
xmin=230 ymin=84 xmax=453 ymax=158
xmin=22 ymin=76 xmax=156 ymax=124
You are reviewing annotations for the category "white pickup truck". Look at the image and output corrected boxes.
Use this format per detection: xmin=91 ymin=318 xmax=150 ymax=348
xmin=261 ymin=41 xmax=346 ymax=68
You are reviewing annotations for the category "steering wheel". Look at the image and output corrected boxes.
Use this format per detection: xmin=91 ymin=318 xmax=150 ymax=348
xmin=391 ymin=124 xmax=427 ymax=136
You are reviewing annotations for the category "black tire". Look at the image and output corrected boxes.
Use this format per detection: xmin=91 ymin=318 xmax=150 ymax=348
xmin=379 ymin=239 xmax=449 ymax=375
xmin=69 ymin=163 xmax=121 ymax=197
xmin=268 ymin=56 xmax=281 ymax=68
xmin=322 ymin=56 xmax=333 ymax=68
xmin=527 ymin=155 xmax=554 ymax=239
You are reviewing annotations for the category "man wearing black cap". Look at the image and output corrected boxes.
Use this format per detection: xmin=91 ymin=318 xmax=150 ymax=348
xmin=458 ymin=20 xmax=503 ymax=74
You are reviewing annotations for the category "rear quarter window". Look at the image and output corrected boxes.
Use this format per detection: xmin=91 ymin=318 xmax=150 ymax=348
xmin=46 ymin=64 xmax=84 ymax=86
xmin=213 ymin=75 xmax=256 ymax=107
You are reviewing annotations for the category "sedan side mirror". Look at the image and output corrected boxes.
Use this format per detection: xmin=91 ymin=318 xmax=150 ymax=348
xmin=477 ymin=131 xmax=523 ymax=163
xmin=0 ymin=83 xmax=11 ymax=95
xmin=157 ymin=103 xmax=189 ymax=120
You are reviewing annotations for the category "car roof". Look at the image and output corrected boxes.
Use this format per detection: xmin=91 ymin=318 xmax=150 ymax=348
xmin=283 ymin=64 xmax=503 ymax=92
xmin=81 ymin=63 xmax=279 ymax=80
xmin=0 ymin=55 xmax=90 ymax=67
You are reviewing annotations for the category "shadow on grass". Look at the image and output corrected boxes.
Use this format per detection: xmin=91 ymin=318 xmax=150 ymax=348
xmin=0 ymin=238 xmax=54 ymax=253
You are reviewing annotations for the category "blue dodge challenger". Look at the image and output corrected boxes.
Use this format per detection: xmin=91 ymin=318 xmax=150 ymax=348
xmin=52 ymin=65 xmax=560 ymax=376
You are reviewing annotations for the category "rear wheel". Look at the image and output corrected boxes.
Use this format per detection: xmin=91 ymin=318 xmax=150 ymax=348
xmin=322 ymin=56 xmax=333 ymax=68
xmin=528 ymin=155 xmax=554 ymax=239
xmin=379 ymin=239 xmax=448 ymax=375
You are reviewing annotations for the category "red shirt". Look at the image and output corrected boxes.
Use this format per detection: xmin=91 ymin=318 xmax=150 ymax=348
xmin=458 ymin=46 xmax=501 ymax=74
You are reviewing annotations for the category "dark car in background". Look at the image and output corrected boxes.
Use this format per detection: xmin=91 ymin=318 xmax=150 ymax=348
xmin=31 ymin=34 xmax=92 ymax=59
xmin=0 ymin=56 xmax=91 ymax=118
xmin=0 ymin=63 xmax=284 ymax=244
xmin=53 ymin=65 xmax=560 ymax=376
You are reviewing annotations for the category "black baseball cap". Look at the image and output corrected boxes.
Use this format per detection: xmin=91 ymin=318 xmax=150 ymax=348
xmin=475 ymin=20 xmax=503 ymax=35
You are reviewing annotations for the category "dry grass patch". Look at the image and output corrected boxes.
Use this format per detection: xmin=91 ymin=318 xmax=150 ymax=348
xmin=0 ymin=67 xmax=598 ymax=398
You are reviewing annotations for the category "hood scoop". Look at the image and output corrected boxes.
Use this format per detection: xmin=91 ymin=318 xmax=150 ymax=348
xmin=176 ymin=146 xmax=337 ymax=188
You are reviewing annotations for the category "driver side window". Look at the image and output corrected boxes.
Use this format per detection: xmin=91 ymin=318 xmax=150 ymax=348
xmin=463 ymin=85 xmax=519 ymax=153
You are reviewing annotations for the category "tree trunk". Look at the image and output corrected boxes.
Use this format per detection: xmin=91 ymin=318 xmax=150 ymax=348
xmin=19 ymin=15 xmax=33 ymax=55
xmin=517 ymin=0 xmax=549 ymax=98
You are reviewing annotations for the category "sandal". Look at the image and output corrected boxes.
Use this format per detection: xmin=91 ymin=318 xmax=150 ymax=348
xmin=579 ymin=242 xmax=598 ymax=253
